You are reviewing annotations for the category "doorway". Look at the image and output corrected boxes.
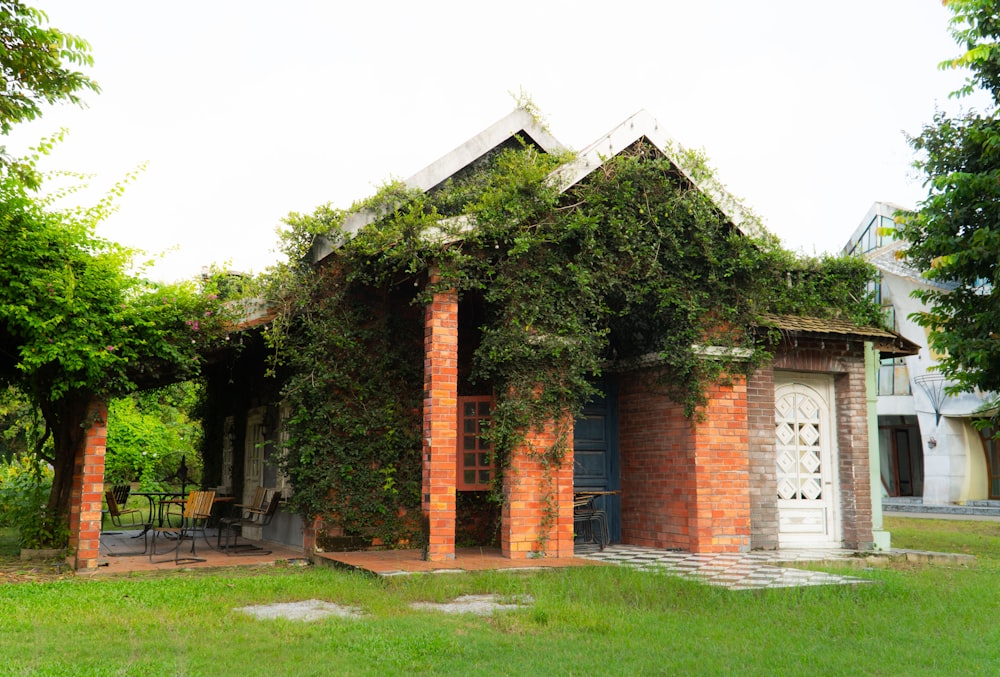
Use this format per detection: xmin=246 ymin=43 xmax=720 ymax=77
xmin=878 ymin=416 xmax=923 ymax=497
xmin=573 ymin=377 xmax=621 ymax=543
xmin=774 ymin=373 xmax=842 ymax=548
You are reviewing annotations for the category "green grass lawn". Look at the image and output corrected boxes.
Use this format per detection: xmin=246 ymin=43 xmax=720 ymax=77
xmin=1 ymin=517 xmax=998 ymax=676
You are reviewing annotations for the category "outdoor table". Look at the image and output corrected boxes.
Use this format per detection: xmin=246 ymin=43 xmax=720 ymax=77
xmin=131 ymin=491 xmax=186 ymax=536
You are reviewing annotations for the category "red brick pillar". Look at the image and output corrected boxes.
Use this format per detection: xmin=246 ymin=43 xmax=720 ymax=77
xmin=303 ymin=517 xmax=320 ymax=553
xmin=422 ymin=283 xmax=458 ymax=561
xmin=68 ymin=398 xmax=107 ymax=570
xmin=688 ymin=377 xmax=751 ymax=553
xmin=501 ymin=418 xmax=575 ymax=559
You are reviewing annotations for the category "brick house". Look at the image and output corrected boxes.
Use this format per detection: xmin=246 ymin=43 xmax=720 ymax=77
xmin=307 ymin=108 xmax=915 ymax=560
xmin=66 ymin=108 xmax=917 ymax=569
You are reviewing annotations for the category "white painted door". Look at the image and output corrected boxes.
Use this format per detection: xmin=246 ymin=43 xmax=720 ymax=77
xmin=775 ymin=374 xmax=841 ymax=548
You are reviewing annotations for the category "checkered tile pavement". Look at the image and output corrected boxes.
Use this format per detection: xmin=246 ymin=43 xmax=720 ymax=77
xmin=576 ymin=545 xmax=871 ymax=590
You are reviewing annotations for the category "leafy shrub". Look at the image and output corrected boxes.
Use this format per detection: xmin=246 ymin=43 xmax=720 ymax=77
xmin=0 ymin=455 xmax=67 ymax=549
xmin=105 ymin=385 xmax=203 ymax=491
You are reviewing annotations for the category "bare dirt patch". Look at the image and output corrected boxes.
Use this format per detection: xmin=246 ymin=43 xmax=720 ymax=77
xmin=409 ymin=593 xmax=534 ymax=615
xmin=235 ymin=599 xmax=364 ymax=621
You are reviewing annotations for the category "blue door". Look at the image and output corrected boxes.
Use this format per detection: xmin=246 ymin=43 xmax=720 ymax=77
xmin=573 ymin=377 xmax=621 ymax=543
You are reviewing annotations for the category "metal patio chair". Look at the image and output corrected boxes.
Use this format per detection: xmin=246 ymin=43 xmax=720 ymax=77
xmin=218 ymin=490 xmax=281 ymax=555
xmin=105 ymin=489 xmax=144 ymax=529
xmin=149 ymin=490 xmax=216 ymax=564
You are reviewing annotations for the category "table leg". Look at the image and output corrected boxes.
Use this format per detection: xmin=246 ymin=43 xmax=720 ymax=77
xmin=133 ymin=494 xmax=156 ymax=539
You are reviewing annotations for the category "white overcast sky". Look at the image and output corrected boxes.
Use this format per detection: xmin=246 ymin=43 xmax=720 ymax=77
xmin=4 ymin=1 xmax=987 ymax=282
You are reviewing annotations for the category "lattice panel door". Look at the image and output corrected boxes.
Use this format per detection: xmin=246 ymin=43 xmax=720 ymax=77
xmin=774 ymin=374 xmax=840 ymax=548
xmin=775 ymin=391 xmax=824 ymax=501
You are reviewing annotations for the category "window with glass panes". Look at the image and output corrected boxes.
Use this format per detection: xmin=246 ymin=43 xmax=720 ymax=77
xmin=457 ymin=396 xmax=494 ymax=491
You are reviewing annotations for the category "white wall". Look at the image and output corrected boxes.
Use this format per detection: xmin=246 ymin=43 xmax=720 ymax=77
xmin=882 ymin=271 xmax=992 ymax=504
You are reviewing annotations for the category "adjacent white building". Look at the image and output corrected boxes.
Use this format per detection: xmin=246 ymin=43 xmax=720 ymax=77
xmin=844 ymin=202 xmax=999 ymax=506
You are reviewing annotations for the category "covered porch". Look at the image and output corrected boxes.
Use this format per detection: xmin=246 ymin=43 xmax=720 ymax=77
xmin=92 ymin=527 xmax=305 ymax=575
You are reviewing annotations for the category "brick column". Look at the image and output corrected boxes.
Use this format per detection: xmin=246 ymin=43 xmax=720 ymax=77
xmin=68 ymin=398 xmax=107 ymax=570
xmin=688 ymin=377 xmax=751 ymax=553
xmin=422 ymin=283 xmax=458 ymax=561
xmin=501 ymin=418 xmax=574 ymax=559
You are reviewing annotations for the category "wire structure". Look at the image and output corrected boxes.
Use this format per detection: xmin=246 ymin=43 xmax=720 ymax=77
xmin=914 ymin=374 xmax=947 ymax=426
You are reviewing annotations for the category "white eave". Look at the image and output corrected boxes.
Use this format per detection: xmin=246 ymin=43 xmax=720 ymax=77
xmin=866 ymin=240 xmax=957 ymax=291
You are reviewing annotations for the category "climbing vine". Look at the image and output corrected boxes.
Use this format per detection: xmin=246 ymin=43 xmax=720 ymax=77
xmin=264 ymin=133 xmax=882 ymax=549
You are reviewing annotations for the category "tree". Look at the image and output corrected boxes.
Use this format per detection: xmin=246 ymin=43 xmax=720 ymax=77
xmin=0 ymin=2 xmax=234 ymax=545
xmin=0 ymin=149 xmax=234 ymax=541
xmin=0 ymin=385 xmax=40 ymax=462
xmin=898 ymin=0 xmax=1000 ymax=395
xmin=0 ymin=1 xmax=99 ymax=135
xmin=105 ymin=382 xmax=204 ymax=490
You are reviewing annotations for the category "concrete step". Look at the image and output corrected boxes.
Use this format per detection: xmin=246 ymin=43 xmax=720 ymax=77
xmin=883 ymin=498 xmax=1000 ymax=517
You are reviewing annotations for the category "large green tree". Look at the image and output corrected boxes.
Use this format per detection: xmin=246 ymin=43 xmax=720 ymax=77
xmin=899 ymin=0 xmax=1000 ymax=395
xmin=0 ymin=2 xmax=236 ymax=542
xmin=0 ymin=155 xmax=233 ymax=536
xmin=1 ymin=1 xmax=98 ymax=180
xmin=105 ymin=382 xmax=204 ymax=490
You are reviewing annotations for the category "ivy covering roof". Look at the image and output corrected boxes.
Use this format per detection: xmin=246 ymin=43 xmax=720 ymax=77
xmin=312 ymin=107 xmax=766 ymax=263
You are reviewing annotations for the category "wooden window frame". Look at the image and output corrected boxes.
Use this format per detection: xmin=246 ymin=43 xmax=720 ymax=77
xmin=457 ymin=396 xmax=494 ymax=491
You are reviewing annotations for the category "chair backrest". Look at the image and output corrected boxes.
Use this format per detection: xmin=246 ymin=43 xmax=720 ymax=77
xmin=246 ymin=486 xmax=267 ymax=512
xmin=183 ymin=490 xmax=216 ymax=521
xmin=112 ymin=484 xmax=130 ymax=507
xmin=258 ymin=491 xmax=281 ymax=526
xmin=105 ymin=489 xmax=123 ymax=517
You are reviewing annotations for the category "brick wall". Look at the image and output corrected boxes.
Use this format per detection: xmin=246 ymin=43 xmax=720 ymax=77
xmin=501 ymin=419 xmax=574 ymax=558
xmin=68 ymin=398 xmax=107 ymax=570
xmin=747 ymin=368 xmax=778 ymax=549
xmin=618 ymin=371 xmax=750 ymax=553
xmin=619 ymin=371 xmax=692 ymax=549
xmin=689 ymin=377 xmax=751 ymax=553
xmin=422 ymin=285 xmax=458 ymax=561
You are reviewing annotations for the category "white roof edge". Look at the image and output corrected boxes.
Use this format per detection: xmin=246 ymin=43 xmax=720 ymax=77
xmin=315 ymin=108 xmax=766 ymax=263
xmin=314 ymin=108 xmax=568 ymax=259
xmin=549 ymin=109 xmax=766 ymax=238
xmin=867 ymin=240 xmax=955 ymax=290
xmin=405 ymin=107 xmax=567 ymax=193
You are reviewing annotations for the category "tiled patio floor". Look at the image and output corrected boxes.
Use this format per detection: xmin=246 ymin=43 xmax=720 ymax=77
xmin=315 ymin=547 xmax=596 ymax=576
xmin=92 ymin=532 xmax=923 ymax=591
xmin=316 ymin=544 xmax=874 ymax=590
xmin=89 ymin=527 xmax=306 ymax=575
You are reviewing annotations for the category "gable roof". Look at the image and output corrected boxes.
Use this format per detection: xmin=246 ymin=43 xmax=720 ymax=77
xmin=312 ymin=108 xmax=565 ymax=262
xmin=312 ymin=107 xmax=766 ymax=263
xmin=550 ymin=109 xmax=764 ymax=238
xmin=407 ymin=107 xmax=566 ymax=193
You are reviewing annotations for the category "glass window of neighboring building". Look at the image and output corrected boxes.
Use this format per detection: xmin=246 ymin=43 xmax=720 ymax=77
xmin=878 ymin=357 xmax=911 ymax=396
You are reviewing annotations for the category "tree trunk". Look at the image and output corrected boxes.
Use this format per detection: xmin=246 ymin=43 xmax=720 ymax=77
xmin=43 ymin=391 xmax=91 ymax=522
